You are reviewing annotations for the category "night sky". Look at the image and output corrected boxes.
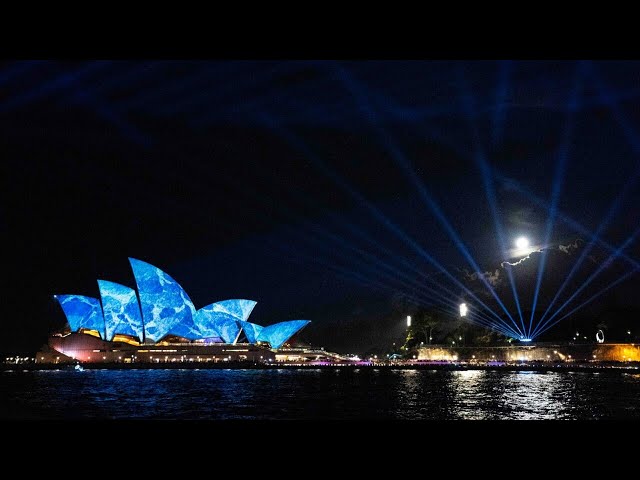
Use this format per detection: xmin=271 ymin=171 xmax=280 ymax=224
xmin=3 ymin=60 xmax=640 ymax=355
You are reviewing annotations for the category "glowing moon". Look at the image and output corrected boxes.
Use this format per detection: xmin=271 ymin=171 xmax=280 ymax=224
xmin=515 ymin=236 xmax=529 ymax=250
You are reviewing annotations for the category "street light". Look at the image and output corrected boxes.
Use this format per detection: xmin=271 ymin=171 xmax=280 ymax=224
xmin=407 ymin=316 xmax=411 ymax=328
xmin=459 ymin=303 xmax=468 ymax=317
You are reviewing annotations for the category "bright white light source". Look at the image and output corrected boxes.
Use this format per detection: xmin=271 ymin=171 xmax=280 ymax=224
xmin=407 ymin=315 xmax=411 ymax=327
xmin=515 ymin=236 xmax=529 ymax=250
xmin=459 ymin=303 xmax=468 ymax=317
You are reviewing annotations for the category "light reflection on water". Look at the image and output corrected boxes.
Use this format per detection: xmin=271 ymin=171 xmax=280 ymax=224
xmin=1 ymin=368 xmax=639 ymax=420
xmin=450 ymin=371 xmax=571 ymax=420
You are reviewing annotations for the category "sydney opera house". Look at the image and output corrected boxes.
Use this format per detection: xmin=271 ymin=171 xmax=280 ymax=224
xmin=37 ymin=258 xmax=310 ymax=364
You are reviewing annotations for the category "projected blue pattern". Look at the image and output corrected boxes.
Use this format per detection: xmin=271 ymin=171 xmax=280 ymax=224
xmin=98 ymin=280 xmax=144 ymax=342
xmin=239 ymin=321 xmax=263 ymax=343
xmin=216 ymin=319 xmax=241 ymax=343
xmin=212 ymin=299 xmax=257 ymax=321
xmin=56 ymin=295 xmax=105 ymax=338
xmin=194 ymin=299 xmax=257 ymax=343
xmin=56 ymin=259 xmax=310 ymax=347
xmin=129 ymin=258 xmax=198 ymax=342
xmin=256 ymin=320 xmax=310 ymax=349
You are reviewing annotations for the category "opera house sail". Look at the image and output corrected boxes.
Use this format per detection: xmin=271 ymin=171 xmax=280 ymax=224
xmin=46 ymin=258 xmax=310 ymax=363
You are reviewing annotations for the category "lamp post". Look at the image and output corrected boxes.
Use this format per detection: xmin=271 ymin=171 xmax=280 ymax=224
xmin=459 ymin=303 xmax=467 ymax=347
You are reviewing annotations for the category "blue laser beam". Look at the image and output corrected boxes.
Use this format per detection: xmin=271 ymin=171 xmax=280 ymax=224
xmin=329 ymin=62 xmax=524 ymax=337
xmin=533 ymin=222 xmax=640 ymax=337
xmin=456 ymin=65 xmax=526 ymax=336
xmin=536 ymin=162 xmax=640 ymax=332
xmin=278 ymin=220 xmax=520 ymax=336
xmin=528 ymin=62 xmax=584 ymax=338
xmin=267 ymin=235 xmax=517 ymax=336
xmin=534 ymin=267 xmax=640 ymax=338
xmin=258 ymin=112 xmax=525 ymax=338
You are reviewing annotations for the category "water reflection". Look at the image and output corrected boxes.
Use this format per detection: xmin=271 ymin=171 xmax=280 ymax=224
xmin=2 ymin=369 xmax=640 ymax=419
xmin=448 ymin=371 xmax=573 ymax=419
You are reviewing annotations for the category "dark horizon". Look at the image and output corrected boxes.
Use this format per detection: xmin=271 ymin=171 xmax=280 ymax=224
xmin=3 ymin=60 xmax=640 ymax=356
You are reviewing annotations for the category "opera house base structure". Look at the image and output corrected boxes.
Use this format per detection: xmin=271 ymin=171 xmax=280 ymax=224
xmin=37 ymin=333 xmax=277 ymax=364
xmin=38 ymin=258 xmax=311 ymax=365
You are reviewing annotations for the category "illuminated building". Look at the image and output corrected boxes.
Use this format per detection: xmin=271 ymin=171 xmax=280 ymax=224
xmin=39 ymin=258 xmax=310 ymax=363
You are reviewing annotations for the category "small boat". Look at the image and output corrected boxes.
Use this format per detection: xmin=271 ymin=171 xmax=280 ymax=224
xmin=74 ymin=364 xmax=84 ymax=372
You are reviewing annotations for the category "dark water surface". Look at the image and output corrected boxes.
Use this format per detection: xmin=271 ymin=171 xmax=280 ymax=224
xmin=2 ymin=368 xmax=640 ymax=420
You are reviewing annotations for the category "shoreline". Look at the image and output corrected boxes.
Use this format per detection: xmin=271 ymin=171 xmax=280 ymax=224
xmin=3 ymin=363 xmax=639 ymax=374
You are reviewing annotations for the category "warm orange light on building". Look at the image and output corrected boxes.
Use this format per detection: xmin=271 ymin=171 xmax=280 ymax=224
xmin=79 ymin=329 xmax=102 ymax=339
xmin=111 ymin=335 xmax=140 ymax=346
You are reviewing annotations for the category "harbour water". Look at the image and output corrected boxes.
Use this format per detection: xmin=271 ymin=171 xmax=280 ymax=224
xmin=2 ymin=368 xmax=640 ymax=420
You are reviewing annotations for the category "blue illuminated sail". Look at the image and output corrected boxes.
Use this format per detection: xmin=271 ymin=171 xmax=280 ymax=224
xmin=55 ymin=295 xmax=106 ymax=338
xmin=129 ymin=258 xmax=199 ymax=342
xmin=239 ymin=321 xmax=264 ymax=344
xmin=257 ymin=320 xmax=310 ymax=349
xmin=194 ymin=299 xmax=257 ymax=343
xmin=98 ymin=280 xmax=144 ymax=342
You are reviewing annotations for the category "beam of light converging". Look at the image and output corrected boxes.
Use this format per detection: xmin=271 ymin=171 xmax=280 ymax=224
xmin=535 ymin=69 xmax=640 ymax=334
xmin=323 ymin=210 xmax=524 ymax=337
xmin=533 ymin=221 xmax=640 ymax=338
xmin=328 ymin=63 xmax=525 ymax=338
xmin=265 ymin=235 xmax=517 ymax=337
xmin=495 ymin=171 xmax=640 ymax=270
xmin=275 ymin=221 xmax=520 ymax=338
xmin=325 ymin=211 xmax=517 ymax=330
xmin=532 ymin=62 xmax=640 ymax=337
xmin=536 ymin=161 xmax=640 ymax=331
xmin=257 ymin=112 xmax=525 ymax=338
xmin=528 ymin=62 xmax=584 ymax=338
xmin=456 ymin=66 xmax=527 ymax=338
xmin=534 ymin=266 xmax=640 ymax=338
xmin=238 ymin=112 xmax=519 ymax=339
xmin=267 ymin=121 xmax=524 ymax=339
